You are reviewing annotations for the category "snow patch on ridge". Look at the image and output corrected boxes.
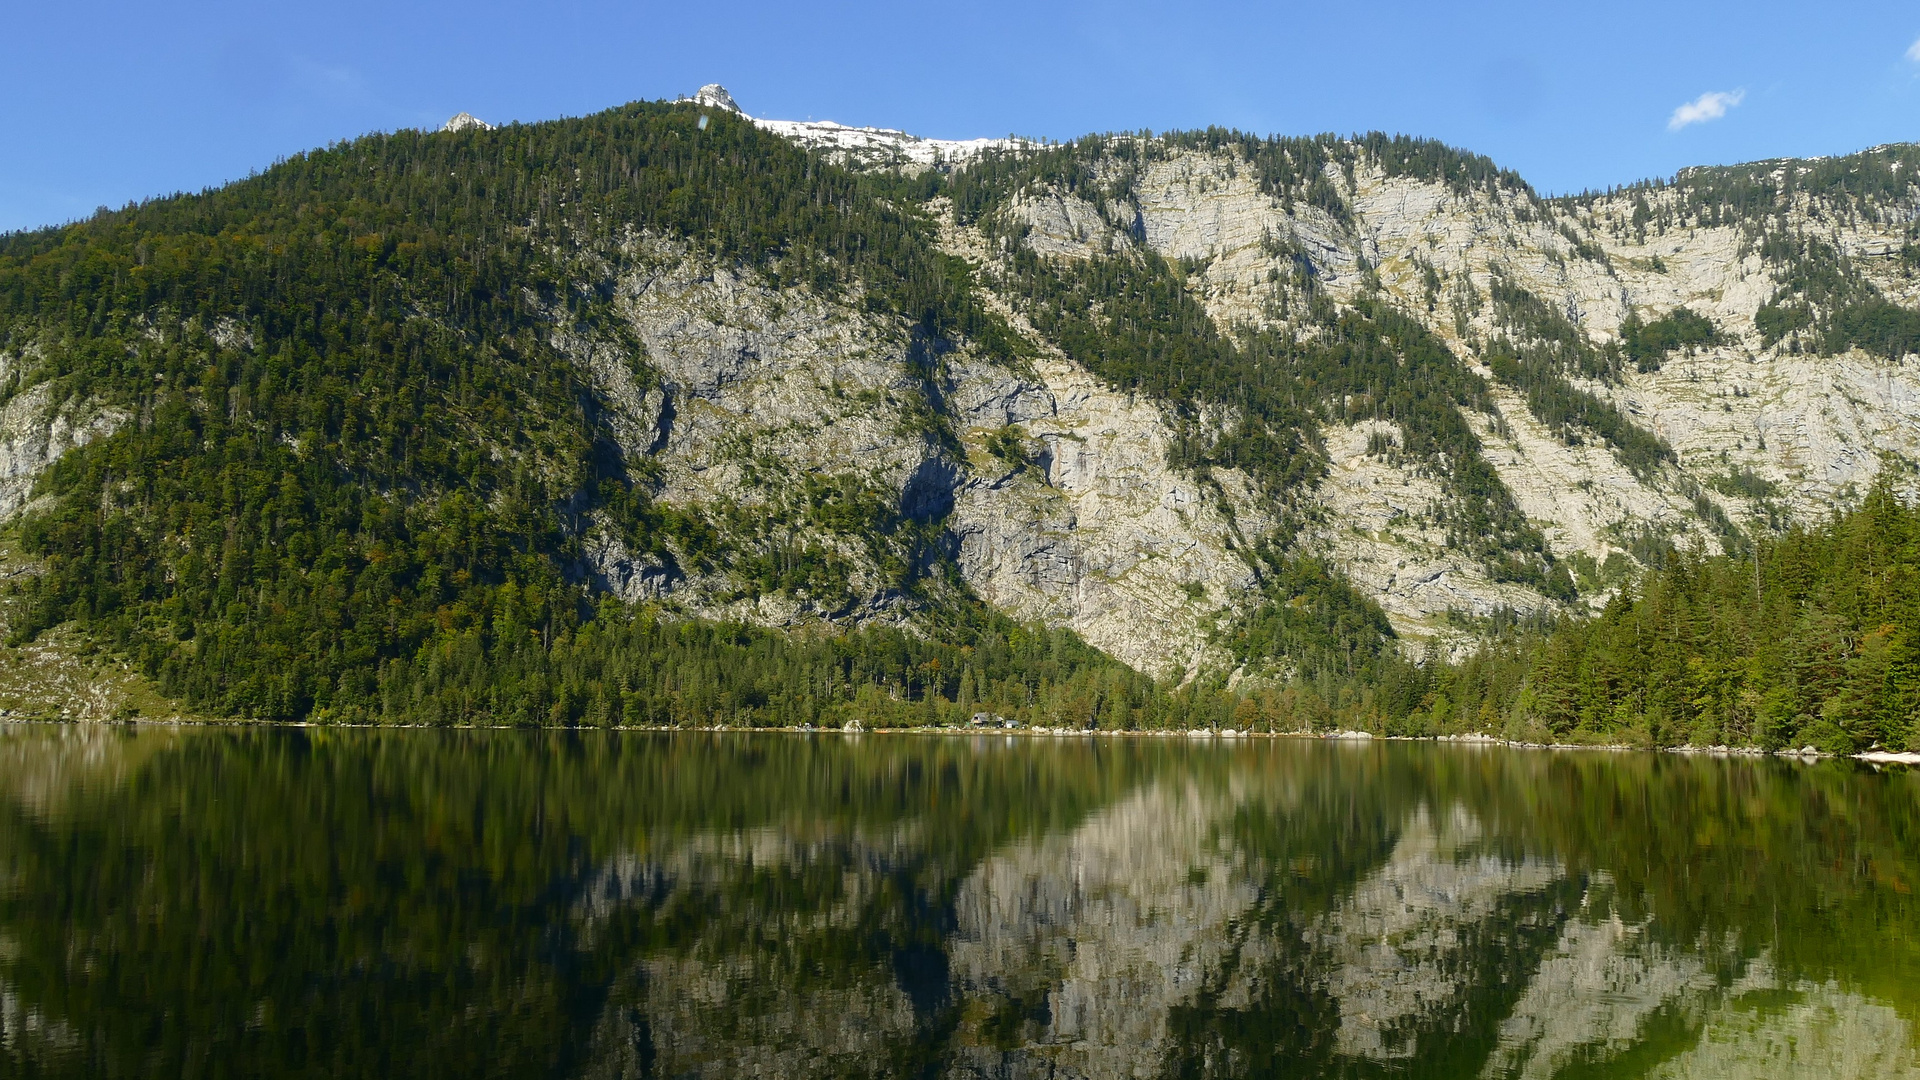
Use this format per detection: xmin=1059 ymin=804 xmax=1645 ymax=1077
xmin=686 ymin=83 xmax=1031 ymax=168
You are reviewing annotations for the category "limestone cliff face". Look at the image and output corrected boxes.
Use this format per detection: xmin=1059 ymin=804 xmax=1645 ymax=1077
xmin=0 ymin=228 xmax=1267 ymax=680
xmin=910 ymin=132 xmax=1920 ymax=648
xmin=0 ymin=348 xmax=123 ymax=523
xmin=548 ymin=232 xmax=1261 ymax=675
xmin=564 ymin=233 xmax=952 ymax=628
xmin=944 ymin=351 xmax=1268 ymax=676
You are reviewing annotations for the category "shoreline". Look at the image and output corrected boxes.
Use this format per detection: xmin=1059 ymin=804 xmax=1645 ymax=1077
xmin=2 ymin=714 xmax=1912 ymax=763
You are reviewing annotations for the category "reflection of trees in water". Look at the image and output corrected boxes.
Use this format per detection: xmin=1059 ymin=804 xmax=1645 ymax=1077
xmin=0 ymin=730 xmax=1917 ymax=1078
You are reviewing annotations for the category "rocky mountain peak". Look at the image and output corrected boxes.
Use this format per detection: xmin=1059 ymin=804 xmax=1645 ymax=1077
xmin=692 ymin=84 xmax=741 ymax=114
xmin=441 ymin=112 xmax=493 ymax=133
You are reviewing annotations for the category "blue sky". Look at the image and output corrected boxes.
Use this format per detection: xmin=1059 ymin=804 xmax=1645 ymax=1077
xmin=5 ymin=1 xmax=1919 ymax=233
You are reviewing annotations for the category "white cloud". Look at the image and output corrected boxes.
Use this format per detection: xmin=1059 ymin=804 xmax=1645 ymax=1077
xmin=1668 ymin=89 xmax=1745 ymax=131
xmin=1906 ymin=36 xmax=1920 ymax=62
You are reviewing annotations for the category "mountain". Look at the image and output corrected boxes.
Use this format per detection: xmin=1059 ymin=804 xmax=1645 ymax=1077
xmin=2 ymin=87 xmax=1918 ymax=740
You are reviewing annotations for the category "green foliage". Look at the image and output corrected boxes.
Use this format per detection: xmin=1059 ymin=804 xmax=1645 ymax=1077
xmin=1747 ymin=232 xmax=1878 ymax=352
xmin=1314 ymin=303 xmax=1569 ymax=598
xmin=1556 ymin=143 xmax=1920 ymax=232
xmin=1706 ymin=466 xmax=1781 ymax=501
xmin=1620 ymin=306 xmax=1720 ymax=371
xmin=1239 ymin=482 xmax=1920 ymax=751
xmin=19 ymin=95 xmax=1907 ymax=739
xmin=1755 ymin=262 xmax=1920 ymax=359
xmin=1737 ymin=228 xmax=1920 ymax=359
xmin=1826 ymin=298 xmax=1920 ymax=360
xmin=317 ymin=596 xmax=1181 ymax=729
xmin=0 ymin=94 xmax=1538 ymax=726
xmin=1754 ymin=299 xmax=1814 ymax=347
xmin=945 ymin=135 xmax=1137 ymax=227
xmin=983 ymin=424 xmax=1037 ymax=471
xmin=1555 ymin=147 xmax=1920 ymax=362
xmin=1 ymin=104 xmax=1008 ymax=349
xmin=989 ymin=241 xmax=1323 ymax=496
xmin=1556 ymin=222 xmax=1609 ymax=265
xmin=1482 ymin=339 xmax=1674 ymax=482
xmin=0 ymin=100 xmax=1031 ymax=721
xmin=1228 ymin=549 xmax=1398 ymax=682
xmin=1487 ymin=274 xmax=1618 ymax=381
xmin=1351 ymin=131 xmax=1534 ymax=196
xmin=1405 ymin=480 xmax=1920 ymax=750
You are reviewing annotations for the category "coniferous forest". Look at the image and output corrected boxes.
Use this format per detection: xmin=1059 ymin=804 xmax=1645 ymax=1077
xmin=1 ymin=98 xmax=1918 ymax=750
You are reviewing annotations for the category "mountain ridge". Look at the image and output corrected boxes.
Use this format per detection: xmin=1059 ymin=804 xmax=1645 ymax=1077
xmin=1 ymin=89 xmax=1917 ymax=745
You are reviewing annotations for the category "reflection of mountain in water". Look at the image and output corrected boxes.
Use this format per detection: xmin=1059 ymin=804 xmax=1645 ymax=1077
xmin=1484 ymin=903 xmax=1733 ymax=1080
xmin=0 ymin=977 xmax=78 ymax=1066
xmin=3 ymin=731 xmax=1917 ymax=1079
xmin=577 ymin=764 xmax=1920 ymax=1079
xmin=0 ymin=725 xmax=172 ymax=1065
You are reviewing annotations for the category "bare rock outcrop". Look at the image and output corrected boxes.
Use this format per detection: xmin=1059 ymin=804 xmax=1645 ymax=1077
xmin=0 ymin=375 xmax=124 ymax=524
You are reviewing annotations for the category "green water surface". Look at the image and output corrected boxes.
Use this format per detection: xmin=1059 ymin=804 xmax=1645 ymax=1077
xmin=0 ymin=726 xmax=1915 ymax=1079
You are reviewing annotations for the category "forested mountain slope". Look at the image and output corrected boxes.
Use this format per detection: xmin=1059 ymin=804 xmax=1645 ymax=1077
xmin=2 ymin=87 xmax=1918 ymax=743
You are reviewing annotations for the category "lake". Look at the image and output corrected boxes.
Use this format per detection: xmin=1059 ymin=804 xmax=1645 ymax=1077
xmin=0 ymin=725 xmax=1915 ymax=1078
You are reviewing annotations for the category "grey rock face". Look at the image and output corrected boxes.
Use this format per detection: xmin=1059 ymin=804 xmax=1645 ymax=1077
xmin=946 ymin=352 xmax=1266 ymax=677
xmin=548 ymin=232 xmax=1273 ymax=674
xmin=440 ymin=112 xmax=492 ymax=133
xmin=572 ymin=235 xmax=952 ymax=626
xmin=536 ymin=114 xmax=1920 ymax=666
xmin=0 ymin=377 xmax=124 ymax=524
xmin=691 ymin=84 xmax=741 ymax=113
xmin=909 ymin=135 xmax=1920 ymax=649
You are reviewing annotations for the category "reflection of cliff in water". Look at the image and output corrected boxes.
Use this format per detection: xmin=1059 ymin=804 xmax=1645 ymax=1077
xmin=944 ymin=777 xmax=1291 ymax=1078
xmin=582 ymin=748 xmax=1920 ymax=1080
xmin=0 ymin=723 xmax=175 ymax=819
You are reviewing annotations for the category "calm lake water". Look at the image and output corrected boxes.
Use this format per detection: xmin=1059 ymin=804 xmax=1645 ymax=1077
xmin=0 ymin=726 xmax=1916 ymax=1079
